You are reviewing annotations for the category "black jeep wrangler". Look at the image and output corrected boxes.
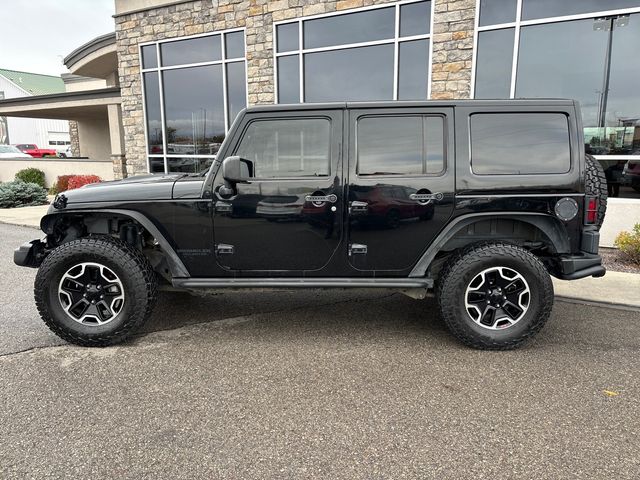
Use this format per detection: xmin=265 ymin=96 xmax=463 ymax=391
xmin=14 ymin=100 xmax=607 ymax=350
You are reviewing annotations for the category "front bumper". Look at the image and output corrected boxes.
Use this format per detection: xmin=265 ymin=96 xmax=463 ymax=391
xmin=14 ymin=240 xmax=45 ymax=268
xmin=554 ymin=252 xmax=606 ymax=280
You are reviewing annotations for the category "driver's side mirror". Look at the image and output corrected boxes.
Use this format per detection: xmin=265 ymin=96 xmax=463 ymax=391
xmin=222 ymin=156 xmax=253 ymax=184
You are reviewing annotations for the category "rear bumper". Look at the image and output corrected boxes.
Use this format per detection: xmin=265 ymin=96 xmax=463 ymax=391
xmin=554 ymin=253 xmax=606 ymax=280
xmin=14 ymin=240 xmax=44 ymax=268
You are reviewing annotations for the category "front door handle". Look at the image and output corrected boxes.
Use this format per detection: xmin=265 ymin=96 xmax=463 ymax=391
xmin=409 ymin=192 xmax=444 ymax=203
xmin=305 ymin=194 xmax=337 ymax=205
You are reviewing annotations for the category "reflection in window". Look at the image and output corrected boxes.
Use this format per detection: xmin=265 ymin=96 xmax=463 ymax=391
xmin=479 ymin=0 xmax=518 ymax=26
xmin=398 ymin=40 xmax=430 ymax=100
xmin=276 ymin=1 xmax=432 ymax=103
xmin=516 ymin=19 xmax=607 ymax=129
xmin=141 ymin=30 xmax=247 ymax=174
xmin=276 ymin=22 xmax=299 ymax=52
xmin=277 ymin=55 xmax=299 ymax=104
xmin=522 ymin=0 xmax=640 ymax=21
xmin=235 ymin=119 xmax=331 ymax=178
xmin=305 ymin=45 xmax=394 ymax=102
xmin=143 ymin=72 xmax=163 ymax=154
xmin=400 ymin=1 xmax=431 ymax=36
xmin=303 ymin=7 xmax=395 ymax=49
xmin=141 ymin=45 xmax=157 ymax=69
xmin=167 ymin=157 xmax=214 ymax=173
xmin=226 ymin=61 xmax=246 ymax=127
xmin=160 ymin=35 xmax=221 ymax=66
xmin=149 ymin=157 xmax=165 ymax=173
xmin=470 ymin=114 xmax=571 ymax=175
xmin=357 ymin=116 xmax=445 ymax=175
xmin=474 ymin=28 xmax=514 ymax=98
xmin=163 ymin=65 xmax=225 ymax=155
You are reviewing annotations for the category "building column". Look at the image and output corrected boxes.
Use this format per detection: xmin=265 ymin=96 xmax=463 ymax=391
xmin=107 ymin=103 xmax=127 ymax=179
xmin=430 ymin=0 xmax=476 ymax=100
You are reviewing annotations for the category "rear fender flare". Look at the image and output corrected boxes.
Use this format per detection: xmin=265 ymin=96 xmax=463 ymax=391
xmin=408 ymin=212 xmax=570 ymax=278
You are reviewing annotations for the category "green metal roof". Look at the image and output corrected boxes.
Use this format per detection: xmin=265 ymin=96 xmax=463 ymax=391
xmin=0 ymin=68 xmax=65 ymax=96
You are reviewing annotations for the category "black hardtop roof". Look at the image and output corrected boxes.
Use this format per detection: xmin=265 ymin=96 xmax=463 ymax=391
xmin=245 ymin=99 xmax=577 ymax=113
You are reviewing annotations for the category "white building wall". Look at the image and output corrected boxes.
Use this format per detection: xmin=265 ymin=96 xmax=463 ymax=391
xmin=0 ymin=74 xmax=69 ymax=147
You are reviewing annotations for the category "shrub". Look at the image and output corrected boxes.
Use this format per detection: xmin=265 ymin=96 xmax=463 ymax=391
xmin=615 ymin=223 xmax=640 ymax=265
xmin=67 ymin=175 xmax=101 ymax=190
xmin=0 ymin=181 xmax=48 ymax=208
xmin=15 ymin=168 xmax=46 ymax=188
xmin=54 ymin=174 xmax=75 ymax=193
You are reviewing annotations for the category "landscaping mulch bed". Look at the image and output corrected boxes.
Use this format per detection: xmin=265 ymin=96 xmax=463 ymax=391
xmin=600 ymin=247 xmax=640 ymax=274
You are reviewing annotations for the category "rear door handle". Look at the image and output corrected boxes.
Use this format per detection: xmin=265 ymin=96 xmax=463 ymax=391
xmin=409 ymin=192 xmax=444 ymax=203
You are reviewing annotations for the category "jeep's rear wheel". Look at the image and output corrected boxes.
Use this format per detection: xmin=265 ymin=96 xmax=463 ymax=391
xmin=35 ymin=237 xmax=157 ymax=346
xmin=437 ymin=243 xmax=554 ymax=350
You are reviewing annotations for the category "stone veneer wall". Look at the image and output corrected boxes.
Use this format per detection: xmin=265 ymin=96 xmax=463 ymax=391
xmin=68 ymin=121 xmax=81 ymax=157
xmin=115 ymin=0 xmax=476 ymax=176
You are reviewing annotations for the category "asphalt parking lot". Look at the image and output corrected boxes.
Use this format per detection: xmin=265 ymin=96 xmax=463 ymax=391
xmin=1 ymin=223 xmax=639 ymax=479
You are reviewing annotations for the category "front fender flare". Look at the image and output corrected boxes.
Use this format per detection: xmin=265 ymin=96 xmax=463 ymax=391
xmin=41 ymin=209 xmax=190 ymax=278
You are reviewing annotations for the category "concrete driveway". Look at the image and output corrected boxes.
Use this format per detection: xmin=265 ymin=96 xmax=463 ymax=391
xmin=1 ymin=224 xmax=639 ymax=479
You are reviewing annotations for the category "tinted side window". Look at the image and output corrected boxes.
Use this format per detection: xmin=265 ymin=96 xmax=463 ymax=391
xmin=470 ymin=113 xmax=571 ymax=175
xmin=235 ymin=118 xmax=330 ymax=178
xmin=357 ymin=115 xmax=445 ymax=175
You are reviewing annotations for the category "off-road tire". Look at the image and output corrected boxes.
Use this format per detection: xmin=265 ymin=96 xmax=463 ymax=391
xmin=585 ymin=154 xmax=607 ymax=229
xmin=34 ymin=236 xmax=157 ymax=347
xmin=437 ymin=242 xmax=554 ymax=350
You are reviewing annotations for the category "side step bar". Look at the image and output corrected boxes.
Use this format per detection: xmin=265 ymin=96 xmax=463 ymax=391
xmin=173 ymin=277 xmax=434 ymax=289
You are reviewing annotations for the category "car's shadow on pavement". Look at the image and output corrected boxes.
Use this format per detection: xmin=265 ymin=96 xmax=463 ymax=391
xmin=138 ymin=289 xmax=453 ymax=345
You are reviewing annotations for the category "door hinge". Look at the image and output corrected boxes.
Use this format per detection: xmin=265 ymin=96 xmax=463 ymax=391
xmin=349 ymin=243 xmax=368 ymax=256
xmin=215 ymin=243 xmax=234 ymax=255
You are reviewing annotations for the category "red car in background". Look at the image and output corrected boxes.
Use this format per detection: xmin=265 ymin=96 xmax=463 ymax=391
xmin=14 ymin=144 xmax=58 ymax=158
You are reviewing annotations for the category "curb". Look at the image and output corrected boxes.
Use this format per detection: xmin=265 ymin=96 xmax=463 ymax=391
xmin=555 ymin=296 xmax=640 ymax=312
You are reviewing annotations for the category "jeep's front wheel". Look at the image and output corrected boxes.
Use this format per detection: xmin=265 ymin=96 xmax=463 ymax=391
xmin=437 ymin=243 xmax=553 ymax=350
xmin=34 ymin=237 xmax=158 ymax=347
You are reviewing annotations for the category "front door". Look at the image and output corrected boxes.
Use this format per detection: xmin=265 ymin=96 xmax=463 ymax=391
xmin=212 ymin=110 xmax=343 ymax=273
xmin=347 ymin=107 xmax=455 ymax=272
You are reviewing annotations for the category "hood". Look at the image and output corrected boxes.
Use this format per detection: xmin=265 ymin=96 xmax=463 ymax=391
xmin=61 ymin=173 xmax=187 ymax=204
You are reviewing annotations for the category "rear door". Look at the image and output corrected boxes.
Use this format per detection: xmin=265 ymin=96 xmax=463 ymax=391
xmin=212 ymin=109 xmax=344 ymax=273
xmin=347 ymin=107 xmax=455 ymax=272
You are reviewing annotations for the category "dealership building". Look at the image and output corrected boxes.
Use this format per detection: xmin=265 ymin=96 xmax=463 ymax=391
xmin=1 ymin=0 xmax=639 ymax=188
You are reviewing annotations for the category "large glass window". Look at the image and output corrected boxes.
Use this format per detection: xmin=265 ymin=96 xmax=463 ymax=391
xmin=357 ymin=116 xmax=445 ymax=176
xmin=474 ymin=1 xmax=640 ymax=196
xmin=235 ymin=118 xmax=331 ymax=178
xmin=141 ymin=30 xmax=247 ymax=174
xmin=275 ymin=1 xmax=432 ymax=103
xmin=470 ymin=113 xmax=571 ymax=175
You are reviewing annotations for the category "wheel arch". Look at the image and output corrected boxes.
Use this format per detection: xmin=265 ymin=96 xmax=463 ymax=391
xmin=409 ymin=213 xmax=571 ymax=278
xmin=40 ymin=209 xmax=189 ymax=278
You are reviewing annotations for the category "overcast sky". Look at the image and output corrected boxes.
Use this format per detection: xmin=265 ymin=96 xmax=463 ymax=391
xmin=0 ymin=0 xmax=116 ymax=76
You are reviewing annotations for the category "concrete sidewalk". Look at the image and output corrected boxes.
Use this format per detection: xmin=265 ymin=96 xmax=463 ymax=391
xmin=0 ymin=204 xmax=49 ymax=229
xmin=1 ymin=204 xmax=638 ymax=309
xmin=552 ymin=271 xmax=640 ymax=309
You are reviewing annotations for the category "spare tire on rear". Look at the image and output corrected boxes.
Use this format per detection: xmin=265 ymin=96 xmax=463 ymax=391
xmin=584 ymin=154 xmax=607 ymax=230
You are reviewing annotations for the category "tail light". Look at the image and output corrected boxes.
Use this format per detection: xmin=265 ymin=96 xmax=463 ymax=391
xmin=584 ymin=196 xmax=598 ymax=225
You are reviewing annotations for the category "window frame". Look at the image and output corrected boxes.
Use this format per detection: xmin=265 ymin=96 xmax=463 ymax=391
xmin=470 ymin=0 xmax=640 ymax=161
xmin=273 ymin=0 xmax=435 ymax=103
xmin=139 ymin=28 xmax=248 ymax=174
xmin=231 ymin=116 xmax=334 ymax=181
xmin=355 ymin=113 xmax=447 ymax=178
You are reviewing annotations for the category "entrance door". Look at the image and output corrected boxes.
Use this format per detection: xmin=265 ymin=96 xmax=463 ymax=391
xmin=212 ymin=110 xmax=343 ymax=273
xmin=347 ymin=107 xmax=455 ymax=272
